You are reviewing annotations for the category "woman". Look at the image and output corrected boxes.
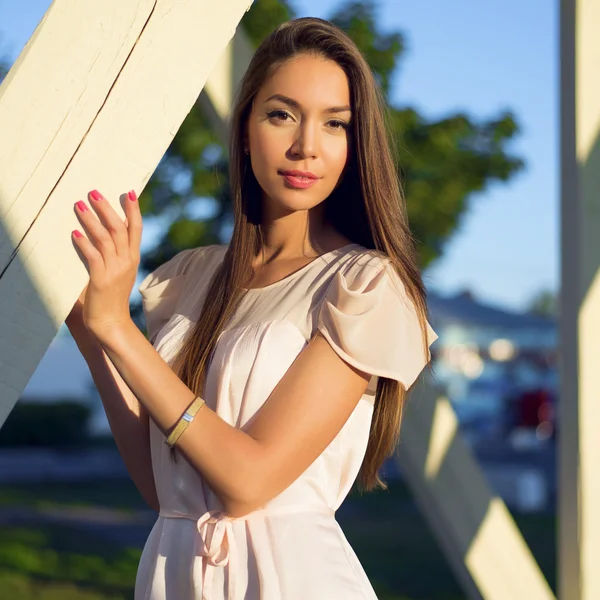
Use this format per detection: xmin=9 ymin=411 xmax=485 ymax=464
xmin=67 ymin=17 xmax=437 ymax=600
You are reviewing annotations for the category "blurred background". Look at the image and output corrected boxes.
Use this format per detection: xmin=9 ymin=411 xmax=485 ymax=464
xmin=0 ymin=1 xmax=558 ymax=599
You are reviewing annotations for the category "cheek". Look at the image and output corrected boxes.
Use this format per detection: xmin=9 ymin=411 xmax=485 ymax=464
xmin=322 ymin=136 xmax=350 ymax=177
xmin=249 ymin=126 xmax=285 ymax=174
xmin=252 ymin=120 xmax=288 ymax=153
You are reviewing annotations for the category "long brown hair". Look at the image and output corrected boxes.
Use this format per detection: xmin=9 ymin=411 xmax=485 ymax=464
xmin=170 ymin=17 xmax=431 ymax=491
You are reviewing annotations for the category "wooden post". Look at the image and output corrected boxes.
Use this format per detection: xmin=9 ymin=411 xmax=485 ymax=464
xmin=0 ymin=0 xmax=253 ymax=426
xmin=559 ymin=0 xmax=600 ymax=598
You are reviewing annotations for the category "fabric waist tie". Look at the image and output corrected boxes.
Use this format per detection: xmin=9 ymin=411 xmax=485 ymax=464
xmin=159 ymin=503 xmax=335 ymax=600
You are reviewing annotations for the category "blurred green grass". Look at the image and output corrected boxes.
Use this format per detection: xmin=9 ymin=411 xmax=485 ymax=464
xmin=0 ymin=523 xmax=140 ymax=600
xmin=0 ymin=478 xmax=556 ymax=600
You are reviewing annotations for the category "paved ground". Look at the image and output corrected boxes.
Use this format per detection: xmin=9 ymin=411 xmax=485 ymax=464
xmin=0 ymin=447 xmax=129 ymax=483
xmin=0 ymin=503 xmax=156 ymax=548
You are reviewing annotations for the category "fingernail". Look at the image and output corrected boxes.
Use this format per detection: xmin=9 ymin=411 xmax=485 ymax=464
xmin=75 ymin=201 xmax=88 ymax=213
xmin=128 ymin=190 xmax=137 ymax=202
xmin=73 ymin=230 xmax=83 ymax=238
xmin=90 ymin=189 xmax=102 ymax=201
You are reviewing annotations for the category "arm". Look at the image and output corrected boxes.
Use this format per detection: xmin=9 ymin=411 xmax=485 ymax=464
xmin=67 ymin=187 xmax=372 ymax=516
xmin=95 ymin=321 xmax=370 ymax=517
xmin=68 ymin=310 xmax=159 ymax=512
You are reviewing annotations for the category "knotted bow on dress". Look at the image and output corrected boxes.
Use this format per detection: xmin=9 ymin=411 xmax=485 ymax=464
xmin=159 ymin=504 xmax=335 ymax=600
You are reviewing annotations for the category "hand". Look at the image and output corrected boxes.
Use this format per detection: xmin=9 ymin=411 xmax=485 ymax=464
xmin=71 ymin=189 xmax=142 ymax=337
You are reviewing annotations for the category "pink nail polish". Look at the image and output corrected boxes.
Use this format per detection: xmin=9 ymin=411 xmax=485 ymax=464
xmin=128 ymin=190 xmax=137 ymax=202
xmin=73 ymin=230 xmax=83 ymax=238
xmin=75 ymin=201 xmax=88 ymax=212
xmin=90 ymin=190 xmax=102 ymax=201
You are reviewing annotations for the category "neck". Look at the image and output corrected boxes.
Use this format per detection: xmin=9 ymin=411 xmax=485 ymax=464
xmin=257 ymin=202 xmax=335 ymax=260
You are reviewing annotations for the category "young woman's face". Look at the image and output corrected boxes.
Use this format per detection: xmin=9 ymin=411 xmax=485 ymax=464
xmin=246 ymin=53 xmax=352 ymax=215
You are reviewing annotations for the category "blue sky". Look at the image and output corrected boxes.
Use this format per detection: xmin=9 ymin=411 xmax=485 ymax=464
xmin=0 ymin=0 xmax=558 ymax=311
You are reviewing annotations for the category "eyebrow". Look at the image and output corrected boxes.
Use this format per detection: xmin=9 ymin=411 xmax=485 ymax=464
xmin=264 ymin=94 xmax=351 ymax=114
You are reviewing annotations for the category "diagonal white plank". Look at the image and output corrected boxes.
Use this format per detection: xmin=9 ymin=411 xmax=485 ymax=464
xmin=0 ymin=0 xmax=157 ymax=268
xmin=396 ymin=384 xmax=555 ymax=599
xmin=0 ymin=0 xmax=253 ymax=426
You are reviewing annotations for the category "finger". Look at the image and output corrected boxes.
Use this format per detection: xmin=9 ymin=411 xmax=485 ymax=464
xmin=125 ymin=189 xmax=143 ymax=259
xmin=75 ymin=198 xmax=118 ymax=263
xmin=88 ymin=189 xmax=130 ymax=259
xmin=72 ymin=229 xmax=105 ymax=275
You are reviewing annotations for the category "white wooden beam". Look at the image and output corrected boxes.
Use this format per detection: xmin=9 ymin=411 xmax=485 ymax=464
xmin=0 ymin=0 xmax=156 ymax=269
xmin=559 ymin=1 xmax=600 ymax=598
xmin=0 ymin=0 xmax=253 ymax=426
xmin=396 ymin=385 xmax=555 ymax=600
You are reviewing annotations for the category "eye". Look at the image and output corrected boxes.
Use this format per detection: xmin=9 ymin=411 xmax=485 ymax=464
xmin=267 ymin=110 xmax=293 ymax=122
xmin=327 ymin=119 xmax=350 ymax=131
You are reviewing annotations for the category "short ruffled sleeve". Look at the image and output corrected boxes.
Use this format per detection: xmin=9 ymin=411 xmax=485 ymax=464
xmin=138 ymin=247 xmax=199 ymax=344
xmin=317 ymin=256 xmax=438 ymax=389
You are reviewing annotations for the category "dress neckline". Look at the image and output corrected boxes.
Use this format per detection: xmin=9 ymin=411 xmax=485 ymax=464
xmin=242 ymin=243 xmax=360 ymax=293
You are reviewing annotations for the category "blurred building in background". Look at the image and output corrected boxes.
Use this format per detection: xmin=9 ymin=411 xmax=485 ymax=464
xmin=428 ymin=290 xmax=557 ymax=449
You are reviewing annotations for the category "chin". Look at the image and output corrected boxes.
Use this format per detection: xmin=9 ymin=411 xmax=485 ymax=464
xmin=268 ymin=192 xmax=327 ymax=213
xmin=263 ymin=179 xmax=334 ymax=210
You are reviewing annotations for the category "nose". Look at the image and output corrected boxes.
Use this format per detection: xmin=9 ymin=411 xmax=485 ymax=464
xmin=291 ymin=119 xmax=319 ymax=160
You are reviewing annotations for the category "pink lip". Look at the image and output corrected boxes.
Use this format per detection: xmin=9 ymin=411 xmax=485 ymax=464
xmin=279 ymin=170 xmax=320 ymax=189
xmin=280 ymin=170 xmax=318 ymax=179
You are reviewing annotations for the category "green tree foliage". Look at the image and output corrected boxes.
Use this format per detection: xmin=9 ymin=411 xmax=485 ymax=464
xmin=138 ymin=0 xmax=523 ymax=287
xmin=527 ymin=289 xmax=558 ymax=318
xmin=243 ymin=0 xmax=295 ymax=45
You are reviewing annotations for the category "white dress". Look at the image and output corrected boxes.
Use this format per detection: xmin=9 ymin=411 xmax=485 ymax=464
xmin=135 ymin=243 xmax=437 ymax=600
